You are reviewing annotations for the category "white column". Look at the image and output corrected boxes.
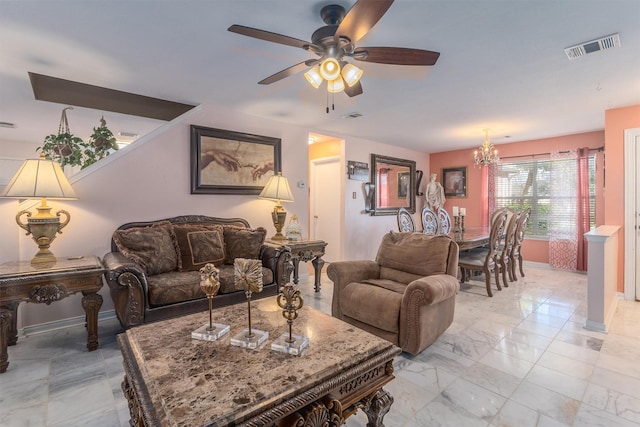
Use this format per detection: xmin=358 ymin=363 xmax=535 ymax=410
xmin=584 ymin=225 xmax=621 ymax=333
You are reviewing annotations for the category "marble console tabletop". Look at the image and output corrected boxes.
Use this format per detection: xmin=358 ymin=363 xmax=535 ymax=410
xmin=118 ymin=298 xmax=400 ymax=426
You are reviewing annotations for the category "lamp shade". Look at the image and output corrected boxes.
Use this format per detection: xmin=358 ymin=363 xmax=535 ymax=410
xmin=258 ymin=172 xmax=294 ymax=203
xmin=327 ymin=77 xmax=345 ymax=93
xmin=304 ymin=66 xmax=323 ymax=89
xmin=1 ymin=154 xmax=77 ymax=200
xmin=341 ymin=63 xmax=363 ymax=87
xmin=319 ymin=58 xmax=341 ymax=81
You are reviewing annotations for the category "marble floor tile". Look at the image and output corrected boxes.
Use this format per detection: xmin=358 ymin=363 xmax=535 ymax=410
xmin=525 ymin=364 xmax=588 ymax=401
xmin=478 ymin=348 xmax=534 ymax=379
xmin=509 ymin=381 xmax=581 ymax=425
xmin=589 ymin=366 xmax=640 ymax=400
xmin=490 ymin=399 xmax=538 ymax=427
xmin=2 ymin=266 xmax=640 ymax=427
xmin=536 ymin=351 xmax=595 ymax=380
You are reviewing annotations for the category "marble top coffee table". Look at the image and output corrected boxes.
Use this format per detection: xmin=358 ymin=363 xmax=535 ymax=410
xmin=117 ymin=298 xmax=401 ymax=427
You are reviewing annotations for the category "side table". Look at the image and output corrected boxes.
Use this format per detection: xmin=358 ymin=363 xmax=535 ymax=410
xmin=0 ymin=256 xmax=105 ymax=373
xmin=265 ymin=239 xmax=327 ymax=292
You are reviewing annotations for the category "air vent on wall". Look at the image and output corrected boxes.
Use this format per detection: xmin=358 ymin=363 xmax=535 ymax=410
xmin=564 ymin=33 xmax=620 ymax=60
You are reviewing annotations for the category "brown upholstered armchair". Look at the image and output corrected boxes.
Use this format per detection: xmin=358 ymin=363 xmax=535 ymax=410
xmin=327 ymin=232 xmax=459 ymax=355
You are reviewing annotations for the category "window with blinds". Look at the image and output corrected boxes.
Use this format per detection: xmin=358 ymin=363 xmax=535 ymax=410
xmin=493 ymin=156 xmax=596 ymax=238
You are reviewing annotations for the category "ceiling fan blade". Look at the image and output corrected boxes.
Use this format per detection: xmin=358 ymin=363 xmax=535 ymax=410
xmin=335 ymin=0 xmax=394 ymax=44
xmin=344 ymin=80 xmax=363 ymax=97
xmin=258 ymin=61 xmax=310 ymax=85
xmin=353 ymin=47 xmax=440 ymax=66
xmin=228 ymin=24 xmax=313 ymax=50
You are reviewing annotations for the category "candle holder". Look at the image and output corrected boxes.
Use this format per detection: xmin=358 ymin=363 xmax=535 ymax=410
xmin=191 ymin=263 xmax=230 ymax=341
xmin=230 ymin=258 xmax=268 ymax=349
xmin=271 ymin=283 xmax=308 ymax=355
xmin=460 ymin=215 xmax=466 ymax=232
xmin=453 ymin=215 xmax=462 ymax=233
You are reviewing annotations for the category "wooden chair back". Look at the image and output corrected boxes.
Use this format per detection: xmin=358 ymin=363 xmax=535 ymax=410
xmin=397 ymin=207 xmax=416 ymax=233
xmin=421 ymin=207 xmax=438 ymax=235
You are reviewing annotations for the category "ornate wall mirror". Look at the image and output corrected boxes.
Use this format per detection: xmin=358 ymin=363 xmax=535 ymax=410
xmin=369 ymin=153 xmax=416 ymax=216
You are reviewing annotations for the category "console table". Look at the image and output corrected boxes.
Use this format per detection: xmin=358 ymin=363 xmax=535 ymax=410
xmin=118 ymin=298 xmax=401 ymax=426
xmin=0 ymin=256 xmax=105 ymax=373
xmin=265 ymin=239 xmax=327 ymax=292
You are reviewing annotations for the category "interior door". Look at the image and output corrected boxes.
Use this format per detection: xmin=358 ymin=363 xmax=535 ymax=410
xmin=310 ymin=157 xmax=342 ymax=263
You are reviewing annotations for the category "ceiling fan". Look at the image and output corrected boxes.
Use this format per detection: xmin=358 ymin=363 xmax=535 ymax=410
xmin=228 ymin=0 xmax=440 ymax=101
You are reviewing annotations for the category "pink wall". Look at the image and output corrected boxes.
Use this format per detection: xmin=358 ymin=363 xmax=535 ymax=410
xmin=430 ymin=131 xmax=605 ymax=265
xmin=604 ymin=105 xmax=640 ymax=291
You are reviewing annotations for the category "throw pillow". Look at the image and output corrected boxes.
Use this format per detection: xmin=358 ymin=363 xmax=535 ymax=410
xmin=223 ymin=226 xmax=266 ymax=264
xmin=173 ymin=224 xmax=225 ymax=271
xmin=112 ymin=221 xmax=179 ymax=275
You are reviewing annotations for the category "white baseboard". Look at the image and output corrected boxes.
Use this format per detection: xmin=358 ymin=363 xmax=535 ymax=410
xmin=18 ymin=309 xmax=117 ymax=338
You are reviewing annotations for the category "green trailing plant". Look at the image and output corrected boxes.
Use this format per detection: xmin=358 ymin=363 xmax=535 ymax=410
xmin=37 ymin=111 xmax=119 ymax=170
xmin=89 ymin=116 xmax=119 ymax=159
xmin=38 ymin=132 xmax=97 ymax=169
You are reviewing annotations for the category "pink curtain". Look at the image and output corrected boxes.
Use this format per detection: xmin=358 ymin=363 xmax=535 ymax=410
xmin=576 ymin=148 xmax=590 ymax=271
xmin=485 ymin=164 xmax=496 ymax=227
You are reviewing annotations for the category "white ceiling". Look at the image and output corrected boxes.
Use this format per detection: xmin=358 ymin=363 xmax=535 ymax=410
xmin=1 ymin=0 xmax=639 ymax=154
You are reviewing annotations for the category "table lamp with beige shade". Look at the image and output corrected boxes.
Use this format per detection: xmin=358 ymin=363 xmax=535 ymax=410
xmin=0 ymin=153 xmax=77 ymax=265
xmin=258 ymin=172 xmax=294 ymax=240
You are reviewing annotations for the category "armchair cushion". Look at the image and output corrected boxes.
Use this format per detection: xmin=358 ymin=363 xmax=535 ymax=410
xmin=223 ymin=226 xmax=267 ymax=264
xmin=341 ymin=280 xmax=403 ymax=333
xmin=173 ymin=224 xmax=225 ymax=271
xmin=112 ymin=221 xmax=179 ymax=275
xmin=376 ymin=232 xmax=453 ymax=279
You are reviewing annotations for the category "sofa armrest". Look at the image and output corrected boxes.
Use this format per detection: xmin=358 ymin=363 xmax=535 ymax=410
xmin=259 ymin=244 xmax=292 ymax=290
xmin=327 ymin=260 xmax=380 ymax=320
xmin=103 ymin=252 xmax=149 ymax=329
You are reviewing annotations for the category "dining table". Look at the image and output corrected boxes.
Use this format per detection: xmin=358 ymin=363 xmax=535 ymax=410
xmin=450 ymin=227 xmax=491 ymax=250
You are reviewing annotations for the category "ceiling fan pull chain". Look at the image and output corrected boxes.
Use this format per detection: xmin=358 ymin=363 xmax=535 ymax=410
xmin=326 ymin=90 xmax=329 ymax=114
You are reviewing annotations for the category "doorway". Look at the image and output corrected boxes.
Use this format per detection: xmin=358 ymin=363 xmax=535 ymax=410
xmin=623 ymin=127 xmax=640 ymax=300
xmin=308 ymin=133 xmax=344 ymax=263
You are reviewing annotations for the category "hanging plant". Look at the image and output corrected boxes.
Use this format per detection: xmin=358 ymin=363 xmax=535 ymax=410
xmin=89 ymin=116 xmax=119 ymax=159
xmin=37 ymin=107 xmax=97 ymax=169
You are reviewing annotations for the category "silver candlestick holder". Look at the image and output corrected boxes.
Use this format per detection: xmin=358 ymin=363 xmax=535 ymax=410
xmin=453 ymin=215 xmax=462 ymax=233
xmin=271 ymin=283 xmax=308 ymax=355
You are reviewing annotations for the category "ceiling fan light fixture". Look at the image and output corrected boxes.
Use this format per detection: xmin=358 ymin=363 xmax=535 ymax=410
xmin=304 ymin=66 xmax=323 ymax=88
xmin=341 ymin=63 xmax=363 ymax=87
xmin=319 ymin=58 xmax=341 ymax=81
xmin=327 ymin=76 xmax=345 ymax=93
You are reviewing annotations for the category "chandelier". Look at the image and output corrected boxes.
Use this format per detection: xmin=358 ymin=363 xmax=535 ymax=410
xmin=474 ymin=129 xmax=499 ymax=166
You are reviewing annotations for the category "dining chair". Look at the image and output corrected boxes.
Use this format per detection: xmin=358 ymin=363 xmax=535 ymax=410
xmin=421 ymin=207 xmax=438 ymax=235
xmin=510 ymin=207 xmax=531 ymax=280
xmin=498 ymin=210 xmax=521 ymax=285
xmin=397 ymin=207 xmax=416 ymax=232
xmin=458 ymin=209 xmax=508 ymax=297
xmin=436 ymin=207 xmax=452 ymax=234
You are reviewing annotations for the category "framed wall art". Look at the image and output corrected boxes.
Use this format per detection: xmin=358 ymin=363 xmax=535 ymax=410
xmin=397 ymin=171 xmax=410 ymax=198
xmin=442 ymin=167 xmax=467 ymax=198
xmin=190 ymin=125 xmax=281 ymax=195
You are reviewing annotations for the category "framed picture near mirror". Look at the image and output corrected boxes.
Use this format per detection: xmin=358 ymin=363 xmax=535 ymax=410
xmin=442 ymin=167 xmax=467 ymax=198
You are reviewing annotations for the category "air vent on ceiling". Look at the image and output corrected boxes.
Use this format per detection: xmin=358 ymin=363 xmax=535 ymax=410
xmin=341 ymin=112 xmax=362 ymax=119
xmin=0 ymin=122 xmax=16 ymax=128
xmin=564 ymin=33 xmax=620 ymax=60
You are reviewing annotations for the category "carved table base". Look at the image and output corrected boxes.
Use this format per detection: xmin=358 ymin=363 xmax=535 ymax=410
xmin=266 ymin=239 xmax=328 ymax=292
xmin=0 ymin=256 xmax=105 ymax=373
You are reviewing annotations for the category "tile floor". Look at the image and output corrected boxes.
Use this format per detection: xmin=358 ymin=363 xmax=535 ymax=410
xmin=1 ymin=265 xmax=639 ymax=426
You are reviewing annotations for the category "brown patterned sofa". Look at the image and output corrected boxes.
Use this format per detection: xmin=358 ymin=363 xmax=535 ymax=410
xmin=327 ymin=232 xmax=459 ymax=355
xmin=103 ymin=215 xmax=291 ymax=329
